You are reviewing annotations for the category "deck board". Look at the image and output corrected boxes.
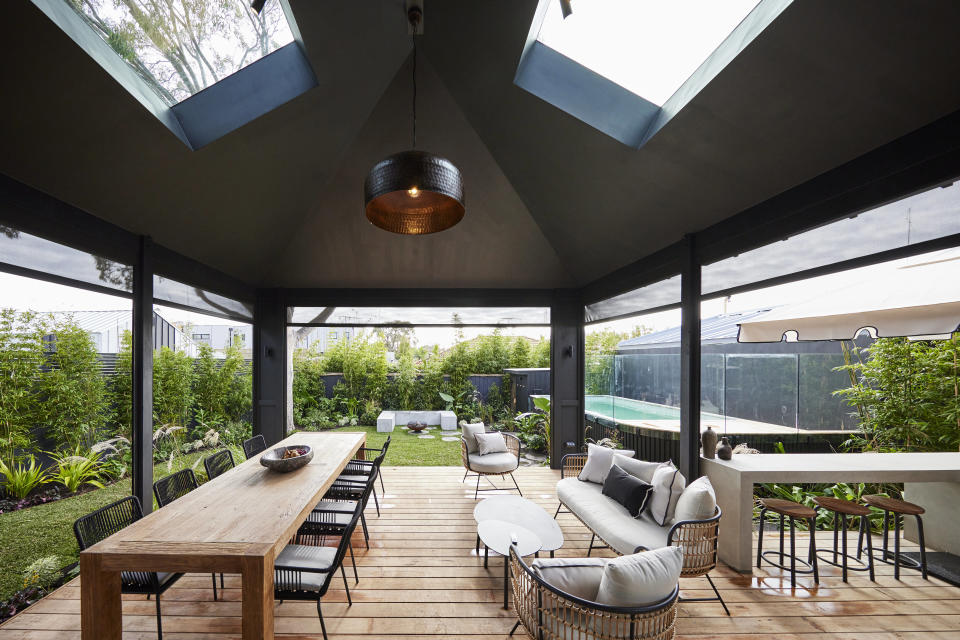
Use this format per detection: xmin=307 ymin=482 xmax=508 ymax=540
xmin=2 ymin=465 xmax=959 ymax=638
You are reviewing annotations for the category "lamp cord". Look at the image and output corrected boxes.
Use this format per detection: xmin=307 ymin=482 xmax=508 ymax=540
xmin=411 ymin=28 xmax=417 ymax=149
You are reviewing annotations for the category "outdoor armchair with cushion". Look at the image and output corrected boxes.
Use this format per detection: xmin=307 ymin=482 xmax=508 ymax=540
xmin=73 ymin=496 xmax=183 ymax=640
xmin=556 ymin=453 xmax=728 ymax=615
xmin=460 ymin=424 xmax=522 ymax=499
xmin=508 ymin=544 xmax=680 ymax=640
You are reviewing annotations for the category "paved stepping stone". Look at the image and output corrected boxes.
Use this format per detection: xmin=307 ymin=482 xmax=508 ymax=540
xmin=418 ymin=434 xmax=435 ymax=439
xmin=441 ymin=437 xmax=460 ymax=442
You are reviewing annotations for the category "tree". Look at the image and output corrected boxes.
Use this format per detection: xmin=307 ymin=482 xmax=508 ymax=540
xmin=510 ymin=337 xmax=532 ymax=368
xmin=40 ymin=316 xmax=110 ymax=450
xmin=113 ymin=330 xmax=134 ymax=438
xmin=375 ymin=325 xmax=415 ymax=356
xmin=0 ymin=310 xmax=48 ymax=461
xmin=153 ymin=347 xmax=193 ymax=427
xmin=531 ymin=338 xmax=551 ymax=367
xmin=69 ymin=0 xmax=290 ymax=105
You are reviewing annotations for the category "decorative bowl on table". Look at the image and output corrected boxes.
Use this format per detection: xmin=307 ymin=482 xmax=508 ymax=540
xmin=260 ymin=445 xmax=313 ymax=472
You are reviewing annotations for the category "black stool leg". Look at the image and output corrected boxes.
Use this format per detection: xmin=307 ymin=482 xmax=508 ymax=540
xmin=862 ymin=515 xmax=875 ymax=581
xmin=840 ymin=514 xmax=848 ymax=583
xmin=894 ymin=512 xmax=901 ymax=580
xmin=857 ymin=515 xmax=865 ymax=560
xmin=882 ymin=510 xmax=890 ymax=560
xmin=789 ymin=516 xmax=797 ymax=589
xmin=809 ymin=516 xmax=819 ymax=584
xmin=779 ymin=513 xmax=785 ymax=567
xmin=833 ymin=514 xmax=840 ymax=566
xmin=916 ymin=515 xmax=928 ymax=580
xmin=757 ymin=507 xmax=767 ymax=569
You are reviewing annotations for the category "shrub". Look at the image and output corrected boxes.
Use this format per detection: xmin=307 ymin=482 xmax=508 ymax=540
xmin=153 ymin=347 xmax=193 ymax=427
xmin=0 ymin=456 xmax=50 ymax=500
xmin=0 ymin=309 xmax=48 ymax=461
xmin=21 ymin=556 xmax=62 ymax=591
xmin=48 ymin=446 xmax=105 ymax=493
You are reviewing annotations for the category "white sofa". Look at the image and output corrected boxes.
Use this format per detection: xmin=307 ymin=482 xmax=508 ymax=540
xmin=376 ymin=410 xmax=457 ymax=433
xmin=556 ymin=453 xmax=723 ymax=594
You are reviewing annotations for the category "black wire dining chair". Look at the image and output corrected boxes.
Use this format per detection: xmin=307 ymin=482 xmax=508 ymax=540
xmin=275 ymin=499 xmax=365 ymax=640
xmin=203 ymin=448 xmax=235 ymax=480
xmin=153 ymin=469 xmax=224 ymax=600
xmin=344 ymin=435 xmax=391 ymax=495
xmin=316 ymin=447 xmax=387 ymax=550
xmin=242 ymin=434 xmax=267 ymax=459
xmin=73 ymin=496 xmax=183 ymax=640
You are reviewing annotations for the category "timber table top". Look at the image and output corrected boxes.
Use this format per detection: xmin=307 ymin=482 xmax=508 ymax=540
xmin=85 ymin=431 xmax=365 ymax=557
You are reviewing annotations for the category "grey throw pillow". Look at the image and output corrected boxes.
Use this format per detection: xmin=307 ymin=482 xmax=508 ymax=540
xmin=673 ymin=476 xmax=717 ymax=523
xmin=461 ymin=423 xmax=486 ymax=454
xmin=595 ymin=546 xmax=683 ymax=607
xmin=612 ymin=454 xmax=660 ymax=484
xmin=475 ymin=432 xmax=508 ymax=455
xmin=577 ymin=444 xmax=637 ymax=484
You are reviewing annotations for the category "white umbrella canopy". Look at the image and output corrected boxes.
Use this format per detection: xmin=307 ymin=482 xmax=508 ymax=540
xmin=737 ymin=251 xmax=960 ymax=342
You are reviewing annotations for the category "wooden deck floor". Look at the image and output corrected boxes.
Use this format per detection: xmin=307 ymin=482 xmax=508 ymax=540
xmin=2 ymin=465 xmax=959 ymax=639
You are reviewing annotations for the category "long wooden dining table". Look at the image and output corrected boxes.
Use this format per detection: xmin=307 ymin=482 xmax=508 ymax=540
xmin=80 ymin=431 xmax=365 ymax=640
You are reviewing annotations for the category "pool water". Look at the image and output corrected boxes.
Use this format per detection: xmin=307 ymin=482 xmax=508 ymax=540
xmin=585 ymin=395 xmax=684 ymax=421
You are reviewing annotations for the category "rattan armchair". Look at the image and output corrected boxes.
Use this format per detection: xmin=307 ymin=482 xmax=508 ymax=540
xmin=461 ymin=431 xmax=522 ymax=499
xmin=555 ymin=453 xmax=728 ymax=615
xmin=508 ymin=544 xmax=679 ymax=640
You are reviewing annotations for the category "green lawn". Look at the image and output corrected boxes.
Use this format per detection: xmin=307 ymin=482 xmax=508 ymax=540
xmin=0 ymin=446 xmax=243 ymax=602
xmin=0 ymin=428 xmax=455 ymax=604
xmin=327 ymin=425 xmax=463 ymax=466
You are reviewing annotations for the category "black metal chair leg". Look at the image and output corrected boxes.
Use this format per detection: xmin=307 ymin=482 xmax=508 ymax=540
xmin=463 ymin=470 xmax=469 ymax=482
xmin=509 ymin=620 xmax=521 ymax=636
xmin=379 ymin=470 xmax=385 ymax=495
xmin=707 ymin=573 xmax=730 ymax=616
xmin=317 ymin=600 xmax=328 ymax=640
xmin=864 ymin=516 xmax=875 ymax=581
xmin=554 ymin=503 xmax=561 ymax=518
xmin=857 ymin=515 xmax=865 ymax=560
xmin=372 ymin=487 xmax=380 ymax=516
xmin=833 ymin=515 xmax=840 ymax=566
xmin=789 ymin=516 xmax=797 ymax=589
xmin=757 ymin=507 xmax=766 ymax=569
xmin=349 ymin=541 xmax=359 ymax=584
xmin=342 ymin=563 xmax=352 ymax=606
xmin=211 ymin=572 xmax=218 ymax=601
xmin=809 ymin=516 xmax=819 ymax=584
xmin=779 ymin=513 xmax=785 ymax=568
xmin=916 ymin=515 xmax=928 ymax=580
xmin=588 ymin=533 xmax=595 ymax=557
xmin=360 ymin=511 xmax=370 ymax=548
xmin=475 ymin=472 xmax=481 ymax=500
xmin=155 ymin=592 xmax=163 ymax=640
xmin=509 ymin=472 xmax=523 ymax=496
xmin=894 ymin=512 xmax=901 ymax=580
xmin=841 ymin=514 xmax=849 ymax=583
xmin=220 ymin=572 xmax=225 ymax=589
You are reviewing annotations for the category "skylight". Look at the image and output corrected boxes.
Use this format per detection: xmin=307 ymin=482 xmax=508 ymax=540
xmin=64 ymin=0 xmax=294 ymax=106
xmin=538 ymin=0 xmax=759 ymax=106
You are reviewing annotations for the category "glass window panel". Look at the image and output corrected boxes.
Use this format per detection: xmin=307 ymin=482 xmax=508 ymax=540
xmin=153 ymin=275 xmax=253 ymax=321
xmin=288 ymin=307 xmax=550 ymax=326
xmin=799 ymin=351 xmax=856 ymax=431
xmin=0 ymin=225 xmax=132 ymax=292
xmin=537 ymin=0 xmax=760 ymax=106
xmin=584 ymin=275 xmax=680 ymax=324
xmin=63 ymin=0 xmax=294 ymax=105
xmin=702 ymin=179 xmax=960 ymax=295
xmin=724 ymin=354 xmax=797 ymax=429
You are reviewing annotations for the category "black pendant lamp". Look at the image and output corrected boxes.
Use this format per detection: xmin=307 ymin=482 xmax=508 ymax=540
xmin=364 ymin=7 xmax=464 ymax=235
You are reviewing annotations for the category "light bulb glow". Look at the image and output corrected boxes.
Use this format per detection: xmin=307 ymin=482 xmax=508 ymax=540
xmin=408 ymin=186 xmax=420 ymax=198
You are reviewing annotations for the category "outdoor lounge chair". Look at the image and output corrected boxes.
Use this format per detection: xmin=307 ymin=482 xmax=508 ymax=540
xmin=460 ymin=424 xmax=522 ymax=499
xmin=73 ymin=496 xmax=183 ymax=640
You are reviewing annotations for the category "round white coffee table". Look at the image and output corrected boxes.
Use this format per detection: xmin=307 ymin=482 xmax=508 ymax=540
xmin=474 ymin=495 xmax=564 ymax=556
xmin=477 ymin=520 xmax=541 ymax=609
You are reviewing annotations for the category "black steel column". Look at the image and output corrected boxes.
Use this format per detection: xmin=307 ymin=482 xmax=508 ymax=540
xmin=679 ymin=234 xmax=701 ymax=480
xmin=550 ymin=290 xmax=584 ymax=469
xmin=132 ymin=236 xmax=154 ymax=512
xmin=253 ymin=288 xmax=286 ymax=445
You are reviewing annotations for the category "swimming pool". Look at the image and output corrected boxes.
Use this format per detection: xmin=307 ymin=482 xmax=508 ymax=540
xmin=584 ymin=395 xmax=684 ymax=421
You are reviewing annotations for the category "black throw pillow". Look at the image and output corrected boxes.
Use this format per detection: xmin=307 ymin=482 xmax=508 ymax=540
xmin=601 ymin=464 xmax=653 ymax=518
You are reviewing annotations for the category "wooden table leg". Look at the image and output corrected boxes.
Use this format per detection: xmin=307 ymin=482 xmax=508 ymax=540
xmin=80 ymin=553 xmax=121 ymax=640
xmin=242 ymin=554 xmax=274 ymax=640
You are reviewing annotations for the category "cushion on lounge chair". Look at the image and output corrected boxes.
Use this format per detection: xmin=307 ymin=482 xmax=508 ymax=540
xmin=475 ymin=432 xmax=508 ymax=455
xmin=531 ymin=557 xmax=609 ymax=601
xmin=595 ymin=546 xmax=682 ymax=607
xmin=462 ymin=423 xmax=486 ymax=453
xmin=611 ymin=454 xmax=660 ymax=484
xmin=673 ymin=476 xmax=717 ymax=523
xmin=467 ymin=452 xmax=518 ymax=473
xmin=648 ymin=462 xmax=686 ymax=526
xmin=577 ymin=444 xmax=636 ymax=484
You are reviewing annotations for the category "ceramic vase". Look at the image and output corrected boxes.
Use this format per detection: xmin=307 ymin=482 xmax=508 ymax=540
xmin=717 ymin=437 xmax=733 ymax=461
xmin=701 ymin=425 xmax=718 ymax=459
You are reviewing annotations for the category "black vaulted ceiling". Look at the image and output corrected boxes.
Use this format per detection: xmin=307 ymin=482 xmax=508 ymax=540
xmin=3 ymin=1 xmax=960 ymax=290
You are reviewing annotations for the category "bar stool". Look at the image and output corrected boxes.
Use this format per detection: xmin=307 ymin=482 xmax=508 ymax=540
xmin=757 ymin=498 xmax=819 ymax=588
xmin=858 ymin=495 xmax=927 ymax=580
xmin=812 ymin=496 xmax=874 ymax=582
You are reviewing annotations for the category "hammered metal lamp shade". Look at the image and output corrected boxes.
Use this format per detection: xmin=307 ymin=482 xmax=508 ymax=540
xmin=364 ymin=150 xmax=465 ymax=235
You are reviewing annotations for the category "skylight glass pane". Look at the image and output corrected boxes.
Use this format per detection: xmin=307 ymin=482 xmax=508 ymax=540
xmin=64 ymin=0 xmax=294 ymax=105
xmin=154 ymin=275 xmax=253 ymax=321
xmin=538 ymin=0 xmax=759 ymax=106
xmin=289 ymin=307 xmax=551 ymax=326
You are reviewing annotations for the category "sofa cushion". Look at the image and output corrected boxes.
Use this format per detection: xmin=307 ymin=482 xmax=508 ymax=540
xmin=577 ymin=444 xmax=636 ymax=484
xmin=462 ymin=423 xmax=486 ymax=453
xmin=595 ymin=546 xmax=683 ymax=607
xmin=475 ymin=432 xmax=508 ymax=455
xmin=557 ymin=478 xmax=669 ymax=554
xmin=673 ymin=476 xmax=717 ymax=523
xmin=648 ymin=462 xmax=686 ymax=526
xmin=530 ymin=557 xmax=609 ymax=601
xmin=468 ymin=452 xmax=517 ymax=473
xmin=612 ymin=454 xmax=660 ymax=484
xmin=601 ymin=464 xmax=652 ymax=518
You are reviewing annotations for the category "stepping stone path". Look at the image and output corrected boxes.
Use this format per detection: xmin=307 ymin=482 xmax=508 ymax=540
xmin=417 ymin=434 xmax=435 ymax=439
xmin=441 ymin=437 xmax=460 ymax=442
